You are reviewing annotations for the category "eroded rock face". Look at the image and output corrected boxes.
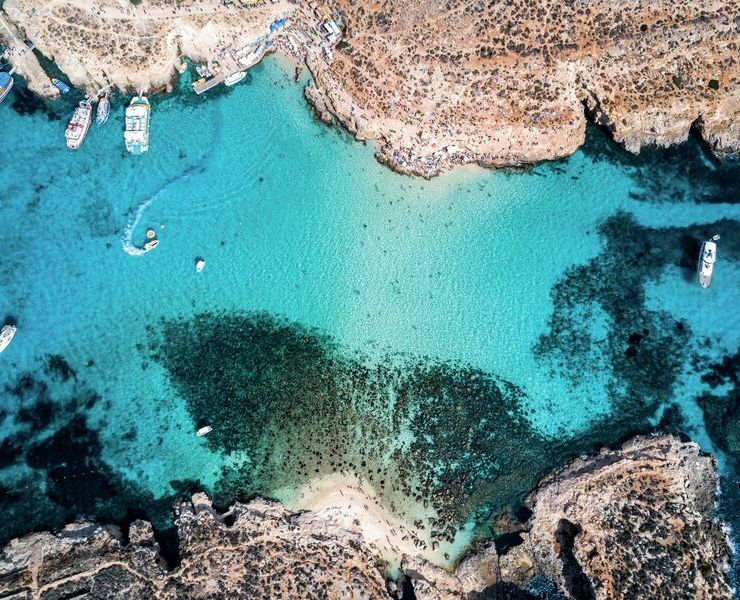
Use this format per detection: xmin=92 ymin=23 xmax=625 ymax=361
xmin=315 ymin=0 xmax=740 ymax=175
xmin=403 ymin=435 xmax=734 ymax=599
xmin=0 ymin=494 xmax=388 ymax=599
xmin=0 ymin=436 xmax=731 ymax=599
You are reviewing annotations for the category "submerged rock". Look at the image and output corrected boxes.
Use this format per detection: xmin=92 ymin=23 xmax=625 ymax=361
xmin=0 ymin=435 xmax=731 ymax=599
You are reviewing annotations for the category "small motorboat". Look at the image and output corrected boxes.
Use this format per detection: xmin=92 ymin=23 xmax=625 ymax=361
xmin=698 ymin=235 xmax=720 ymax=289
xmin=143 ymin=239 xmax=159 ymax=252
xmin=96 ymin=93 xmax=110 ymax=126
xmin=224 ymin=71 xmax=246 ymax=86
xmin=0 ymin=324 xmax=16 ymax=354
xmin=195 ymin=258 xmax=206 ymax=272
xmin=196 ymin=425 xmax=213 ymax=437
xmin=51 ymin=78 xmax=71 ymax=94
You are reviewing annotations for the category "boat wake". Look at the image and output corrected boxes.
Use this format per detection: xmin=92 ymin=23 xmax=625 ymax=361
xmin=121 ymin=170 xmax=195 ymax=256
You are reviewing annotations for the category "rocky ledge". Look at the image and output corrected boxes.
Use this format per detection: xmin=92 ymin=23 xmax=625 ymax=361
xmin=306 ymin=0 xmax=740 ymax=176
xmin=0 ymin=435 xmax=733 ymax=599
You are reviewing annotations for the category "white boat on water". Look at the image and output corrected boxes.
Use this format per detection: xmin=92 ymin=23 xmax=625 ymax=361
xmin=195 ymin=258 xmax=206 ymax=272
xmin=124 ymin=95 xmax=150 ymax=155
xmin=0 ymin=324 xmax=16 ymax=354
xmin=698 ymin=235 xmax=720 ymax=289
xmin=96 ymin=94 xmax=110 ymax=126
xmin=65 ymin=98 xmax=93 ymax=150
xmin=224 ymin=71 xmax=246 ymax=86
xmin=196 ymin=425 xmax=212 ymax=437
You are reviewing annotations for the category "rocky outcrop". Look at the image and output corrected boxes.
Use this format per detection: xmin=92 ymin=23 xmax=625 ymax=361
xmin=402 ymin=435 xmax=734 ymax=599
xmin=0 ymin=494 xmax=388 ymax=599
xmin=0 ymin=436 xmax=732 ymax=599
xmin=313 ymin=0 xmax=740 ymax=176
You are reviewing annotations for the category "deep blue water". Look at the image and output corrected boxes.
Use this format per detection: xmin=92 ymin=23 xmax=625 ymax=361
xmin=0 ymin=56 xmax=739 ymax=572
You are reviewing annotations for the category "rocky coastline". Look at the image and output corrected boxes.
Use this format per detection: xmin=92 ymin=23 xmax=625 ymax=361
xmin=1 ymin=0 xmax=738 ymax=177
xmin=0 ymin=435 xmax=732 ymax=599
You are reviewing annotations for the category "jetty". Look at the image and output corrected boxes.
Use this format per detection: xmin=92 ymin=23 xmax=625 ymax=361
xmin=0 ymin=10 xmax=57 ymax=98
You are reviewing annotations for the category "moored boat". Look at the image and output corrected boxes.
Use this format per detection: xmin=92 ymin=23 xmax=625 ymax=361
xmin=96 ymin=94 xmax=110 ymax=126
xmin=224 ymin=71 xmax=246 ymax=86
xmin=0 ymin=324 xmax=16 ymax=354
xmin=65 ymin=98 xmax=93 ymax=150
xmin=0 ymin=67 xmax=16 ymax=104
xmin=196 ymin=425 xmax=213 ymax=437
xmin=51 ymin=78 xmax=71 ymax=94
xmin=195 ymin=258 xmax=206 ymax=272
xmin=697 ymin=235 xmax=720 ymax=289
xmin=124 ymin=95 xmax=150 ymax=155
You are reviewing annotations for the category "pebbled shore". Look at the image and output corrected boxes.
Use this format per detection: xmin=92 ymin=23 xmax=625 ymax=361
xmin=0 ymin=435 xmax=732 ymax=599
xmin=1 ymin=0 xmax=738 ymax=176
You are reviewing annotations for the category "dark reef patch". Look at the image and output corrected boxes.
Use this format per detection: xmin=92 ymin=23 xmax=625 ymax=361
xmin=697 ymin=348 xmax=740 ymax=456
xmin=535 ymin=212 xmax=740 ymax=438
xmin=0 ymin=363 xmax=174 ymax=547
xmin=151 ymin=311 xmax=559 ymax=534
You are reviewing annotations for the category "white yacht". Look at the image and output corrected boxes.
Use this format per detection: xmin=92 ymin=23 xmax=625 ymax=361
xmin=124 ymin=95 xmax=150 ymax=155
xmin=65 ymin=98 xmax=93 ymax=150
xmin=697 ymin=235 xmax=720 ymax=289
xmin=224 ymin=71 xmax=246 ymax=86
xmin=0 ymin=324 xmax=16 ymax=353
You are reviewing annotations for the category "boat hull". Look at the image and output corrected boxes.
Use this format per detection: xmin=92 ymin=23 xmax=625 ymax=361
xmin=96 ymin=97 xmax=110 ymax=126
xmin=224 ymin=71 xmax=246 ymax=86
xmin=124 ymin=96 xmax=151 ymax=154
xmin=65 ymin=101 xmax=93 ymax=150
xmin=697 ymin=240 xmax=717 ymax=289
xmin=0 ymin=72 xmax=14 ymax=104
xmin=0 ymin=324 xmax=16 ymax=353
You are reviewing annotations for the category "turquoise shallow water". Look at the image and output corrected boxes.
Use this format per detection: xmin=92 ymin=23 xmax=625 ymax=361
xmin=1 ymin=56 xmax=739 ymax=571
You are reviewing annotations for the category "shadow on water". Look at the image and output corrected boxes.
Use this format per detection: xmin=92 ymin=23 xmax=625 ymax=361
xmin=576 ymin=124 xmax=740 ymax=204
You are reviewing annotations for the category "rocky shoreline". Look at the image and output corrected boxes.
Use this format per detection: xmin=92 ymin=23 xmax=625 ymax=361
xmin=1 ymin=0 xmax=738 ymax=177
xmin=0 ymin=435 xmax=732 ymax=599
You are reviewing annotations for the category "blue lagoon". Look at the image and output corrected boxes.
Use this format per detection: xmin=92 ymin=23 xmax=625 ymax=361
xmin=0 ymin=57 xmax=739 ymax=570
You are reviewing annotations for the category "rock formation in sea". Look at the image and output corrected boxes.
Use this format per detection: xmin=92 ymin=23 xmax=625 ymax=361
xmin=1 ymin=0 xmax=737 ymax=176
xmin=0 ymin=435 xmax=732 ymax=599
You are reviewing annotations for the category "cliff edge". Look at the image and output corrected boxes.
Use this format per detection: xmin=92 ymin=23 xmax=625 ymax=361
xmin=0 ymin=435 xmax=732 ymax=599
xmin=1 ymin=0 xmax=737 ymax=176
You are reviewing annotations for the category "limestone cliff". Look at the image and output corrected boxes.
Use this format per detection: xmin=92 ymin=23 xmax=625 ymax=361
xmin=0 ymin=435 xmax=732 ymax=599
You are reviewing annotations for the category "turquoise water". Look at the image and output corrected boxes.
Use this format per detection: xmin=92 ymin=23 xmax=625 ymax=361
xmin=1 ymin=56 xmax=739 ymax=569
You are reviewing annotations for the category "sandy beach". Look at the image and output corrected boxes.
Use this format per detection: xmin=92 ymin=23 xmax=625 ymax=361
xmin=277 ymin=472 xmax=473 ymax=570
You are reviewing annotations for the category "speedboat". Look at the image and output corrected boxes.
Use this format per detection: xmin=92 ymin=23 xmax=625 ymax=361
xmin=697 ymin=235 xmax=720 ymax=289
xmin=51 ymin=78 xmax=71 ymax=94
xmin=0 ymin=324 xmax=16 ymax=353
xmin=195 ymin=258 xmax=206 ymax=272
xmin=196 ymin=425 xmax=212 ymax=436
xmin=65 ymin=98 xmax=93 ymax=150
xmin=224 ymin=71 xmax=246 ymax=86
xmin=143 ymin=239 xmax=159 ymax=252
xmin=96 ymin=94 xmax=110 ymax=126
